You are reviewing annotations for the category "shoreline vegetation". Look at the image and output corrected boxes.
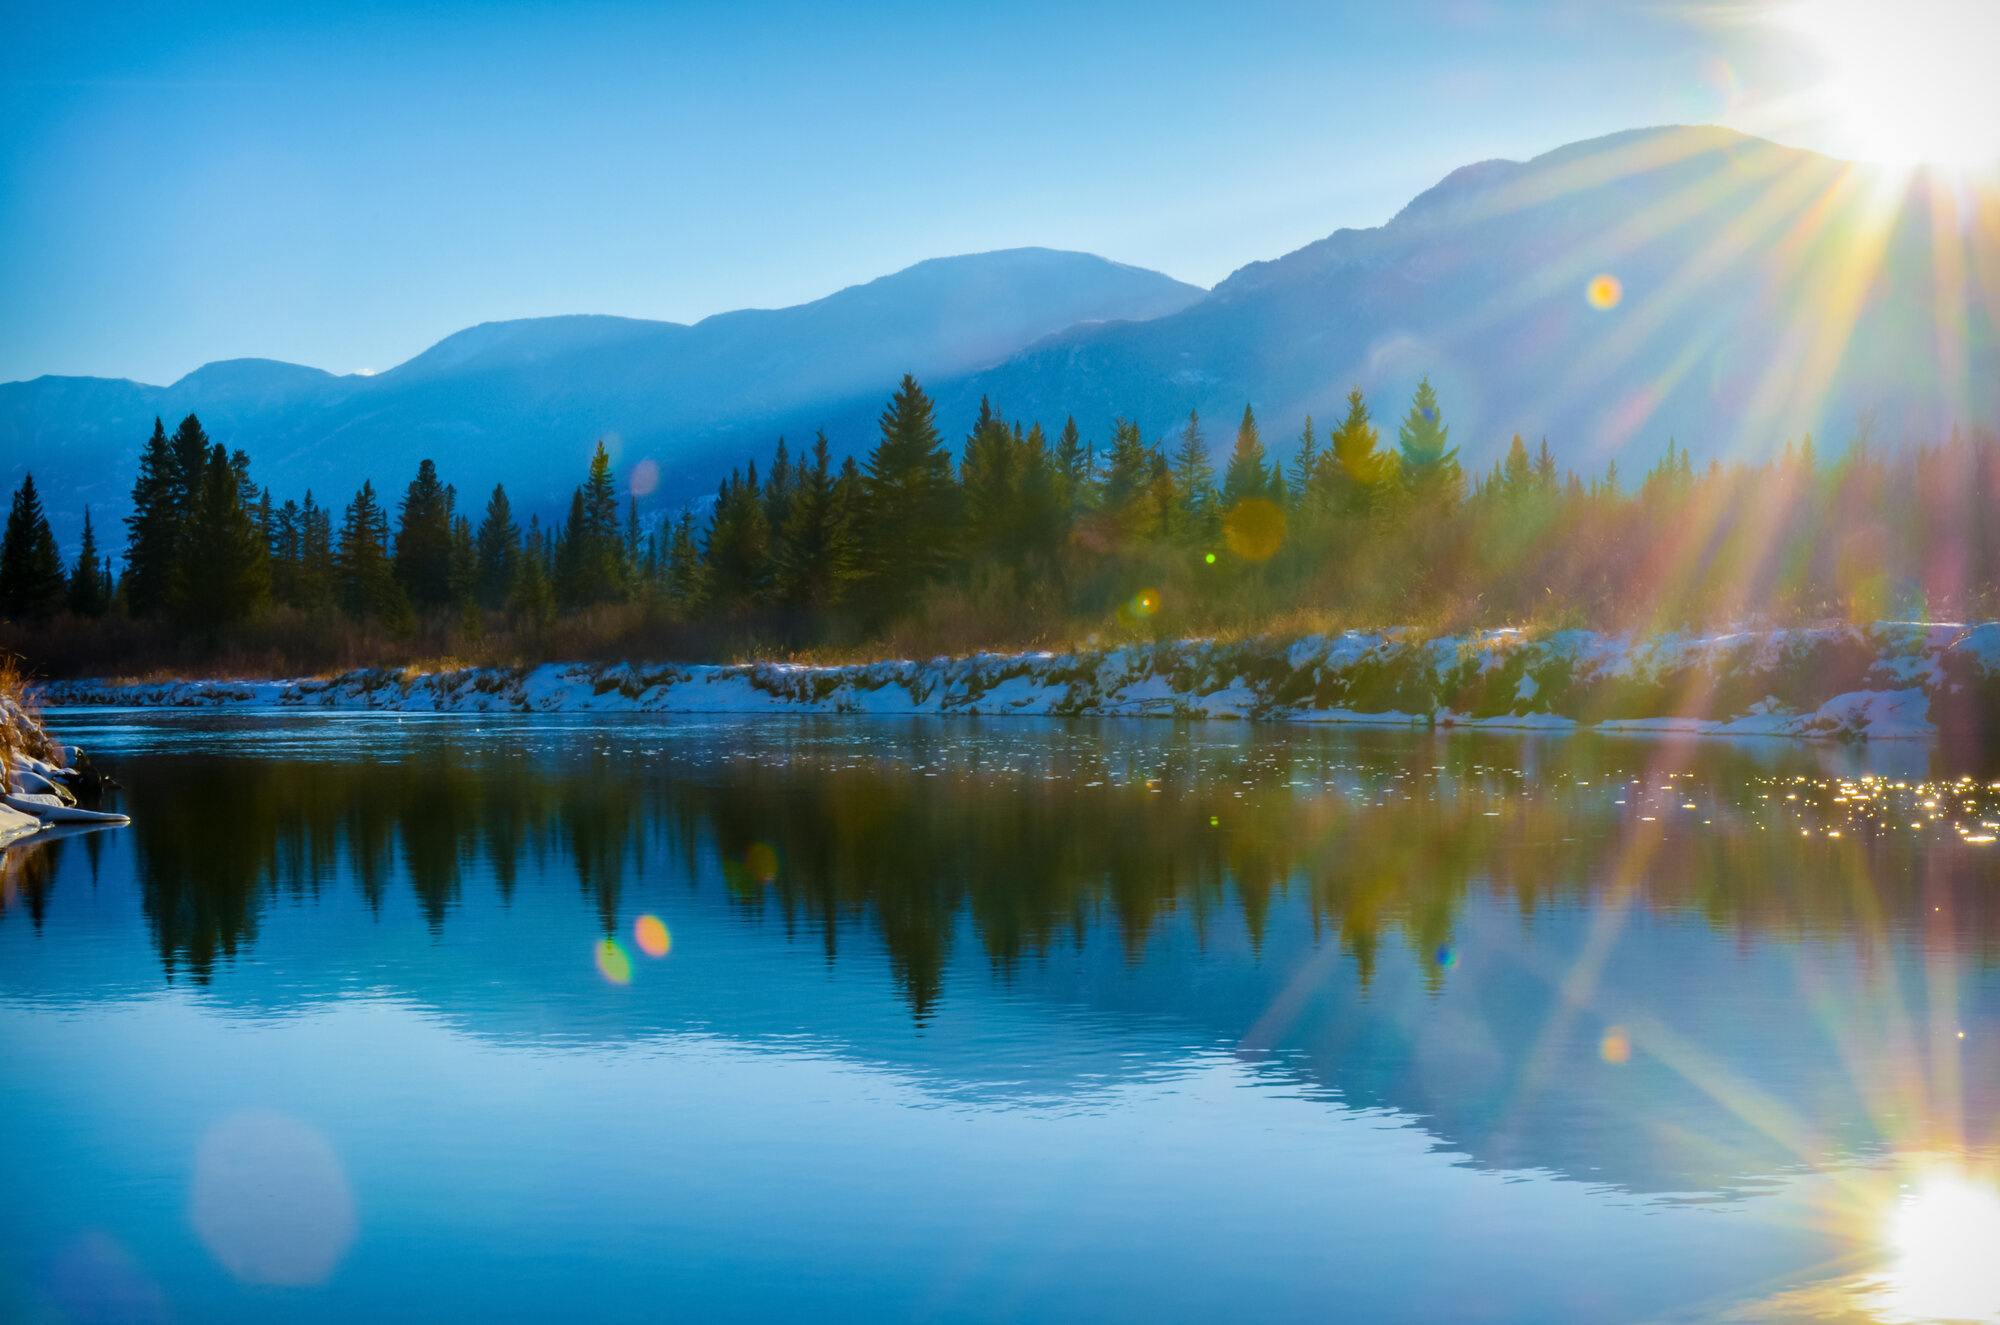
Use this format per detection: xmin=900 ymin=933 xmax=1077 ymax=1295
xmin=4 ymin=373 xmax=2000 ymax=694
xmin=32 ymin=620 xmax=2000 ymax=744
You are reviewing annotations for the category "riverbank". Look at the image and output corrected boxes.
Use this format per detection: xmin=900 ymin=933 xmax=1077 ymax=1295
xmin=2 ymin=671 xmax=128 ymax=846
xmin=29 ymin=621 xmax=2000 ymax=742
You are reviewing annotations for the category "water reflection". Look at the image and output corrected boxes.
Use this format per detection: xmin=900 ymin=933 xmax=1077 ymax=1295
xmin=74 ymin=724 xmax=2000 ymax=1013
xmin=3 ymin=715 xmax=1998 ymax=1321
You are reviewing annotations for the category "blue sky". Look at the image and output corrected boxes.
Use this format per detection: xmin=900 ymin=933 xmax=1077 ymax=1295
xmin=0 ymin=1 xmax=1830 ymax=385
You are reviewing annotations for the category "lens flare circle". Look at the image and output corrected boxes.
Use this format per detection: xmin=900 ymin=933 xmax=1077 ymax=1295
xmin=595 ymin=937 xmax=633 ymax=984
xmin=629 ymin=458 xmax=659 ymax=497
xmin=634 ymin=914 xmax=671 ymax=958
xmin=745 ymin=843 xmax=778 ymax=884
xmin=1599 ymin=1027 xmax=1632 ymax=1063
xmin=1223 ymin=499 xmax=1286 ymax=562
xmin=190 ymin=1110 xmax=356 ymax=1287
xmin=1586 ymin=274 xmax=1623 ymax=310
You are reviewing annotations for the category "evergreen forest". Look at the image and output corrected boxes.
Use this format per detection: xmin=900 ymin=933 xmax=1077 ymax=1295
xmin=3 ymin=372 xmax=1997 ymax=677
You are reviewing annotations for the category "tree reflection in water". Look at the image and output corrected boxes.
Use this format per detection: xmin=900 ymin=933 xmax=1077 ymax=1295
xmin=57 ymin=723 xmax=1994 ymax=1011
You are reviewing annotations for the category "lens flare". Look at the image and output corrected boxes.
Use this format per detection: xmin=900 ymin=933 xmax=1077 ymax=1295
xmin=1599 ymin=1027 xmax=1632 ymax=1063
xmin=634 ymin=914 xmax=671 ymax=958
xmin=745 ymin=843 xmax=778 ymax=884
xmin=595 ymin=937 xmax=632 ymax=984
xmin=190 ymin=1111 xmax=356 ymax=1287
xmin=629 ymin=458 xmax=659 ymax=497
xmin=1434 ymin=943 xmax=1458 ymax=969
xmin=1772 ymin=0 xmax=2000 ymax=168
xmin=1586 ymin=274 xmax=1623 ymax=310
xmin=1223 ymin=499 xmax=1286 ymax=562
xmin=1130 ymin=589 xmax=1159 ymax=618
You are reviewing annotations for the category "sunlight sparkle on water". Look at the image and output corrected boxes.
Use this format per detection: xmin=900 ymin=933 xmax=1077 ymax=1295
xmin=1878 ymin=1173 xmax=2000 ymax=1322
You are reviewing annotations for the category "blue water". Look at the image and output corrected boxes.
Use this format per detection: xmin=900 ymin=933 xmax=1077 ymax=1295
xmin=3 ymin=711 xmax=1997 ymax=1323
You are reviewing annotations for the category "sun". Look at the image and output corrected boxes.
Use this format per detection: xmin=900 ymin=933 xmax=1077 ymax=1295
xmin=1772 ymin=0 xmax=2000 ymax=169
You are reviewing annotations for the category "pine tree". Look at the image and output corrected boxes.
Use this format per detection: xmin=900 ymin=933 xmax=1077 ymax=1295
xmin=66 ymin=507 xmax=109 ymax=617
xmin=392 ymin=459 xmax=456 ymax=612
xmin=962 ymin=397 xmax=1021 ymax=562
xmin=123 ymin=418 xmax=180 ymax=617
xmin=0 ymin=474 xmax=65 ymax=620
xmin=664 ymin=510 xmax=704 ymax=614
xmin=474 ymin=485 xmax=519 ymax=611
xmin=855 ymin=375 xmax=955 ymax=617
xmin=172 ymin=444 xmax=269 ymax=633
xmin=269 ymin=499 xmax=304 ymax=607
xmin=1013 ymin=421 xmax=1063 ymax=571
xmin=255 ymin=489 xmax=274 ymax=566
xmin=1287 ymin=417 xmax=1320 ymax=510
xmin=1396 ymin=377 xmax=1462 ymax=505
xmin=1532 ymin=438 xmax=1558 ymax=496
xmin=228 ymin=448 xmax=259 ymax=512
xmin=448 ymin=514 xmax=477 ymax=610
xmin=1323 ymin=387 xmax=1393 ymax=518
xmin=622 ymin=496 xmax=642 ymax=587
xmin=1222 ymin=404 xmax=1277 ymax=507
xmin=299 ymin=492 xmax=336 ymax=613
xmin=1498 ymin=434 xmax=1533 ymax=505
xmin=1054 ymin=416 xmax=1092 ymax=518
xmin=1098 ymin=418 xmax=1166 ymax=541
xmin=702 ymin=464 xmax=772 ymax=612
xmin=338 ymin=480 xmax=409 ymax=627
xmin=582 ymin=440 xmax=622 ymax=592
xmin=508 ymin=515 xmax=555 ymax=629
xmin=775 ymin=430 xmax=852 ymax=610
xmin=762 ymin=437 xmax=795 ymax=534
xmin=167 ymin=414 xmax=211 ymax=529
xmin=1169 ymin=409 xmax=1219 ymax=546
xmin=557 ymin=441 xmax=626 ymax=607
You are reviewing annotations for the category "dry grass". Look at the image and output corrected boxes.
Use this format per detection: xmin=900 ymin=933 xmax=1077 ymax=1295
xmin=0 ymin=652 xmax=56 ymax=783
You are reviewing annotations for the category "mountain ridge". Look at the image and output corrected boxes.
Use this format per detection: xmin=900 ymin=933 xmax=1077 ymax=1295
xmin=6 ymin=126 xmax=1996 ymax=549
xmin=2 ymin=247 xmax=1205 ymax=540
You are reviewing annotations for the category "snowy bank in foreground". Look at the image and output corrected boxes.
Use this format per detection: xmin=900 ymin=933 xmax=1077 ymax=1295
xmin=35 ymin=622 xmax=2000 ymax=743
xmin=1 ymin=682 xmax=126 ymax=847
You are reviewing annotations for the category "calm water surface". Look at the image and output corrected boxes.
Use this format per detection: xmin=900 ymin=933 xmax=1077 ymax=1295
xmin=3 ymin=711 xmax=1998 ymax=1323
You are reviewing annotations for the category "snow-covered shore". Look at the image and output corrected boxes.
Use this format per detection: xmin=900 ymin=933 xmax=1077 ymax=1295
xmin=31 ymin=622 xmax=2000 ymax=742
xmin=2 ymin=681 xmax=126 ymax=846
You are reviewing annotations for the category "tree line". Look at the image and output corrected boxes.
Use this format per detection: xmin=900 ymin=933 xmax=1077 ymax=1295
xmin=3 ymin=371 xmax=1998 ymax=652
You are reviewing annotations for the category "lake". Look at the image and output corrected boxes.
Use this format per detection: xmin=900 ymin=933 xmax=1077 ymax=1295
xmin=2 ymin=711 xmax=1997 ymax=1323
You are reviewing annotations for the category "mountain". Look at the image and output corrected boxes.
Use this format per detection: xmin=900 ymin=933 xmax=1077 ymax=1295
xmin=936 ymin=126 xmax=1999 ymax=475
xmin=0 ymin=248 xmax=1203 ymax=543
xmin=6 ymin=126 xmax=1997 ymax=552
